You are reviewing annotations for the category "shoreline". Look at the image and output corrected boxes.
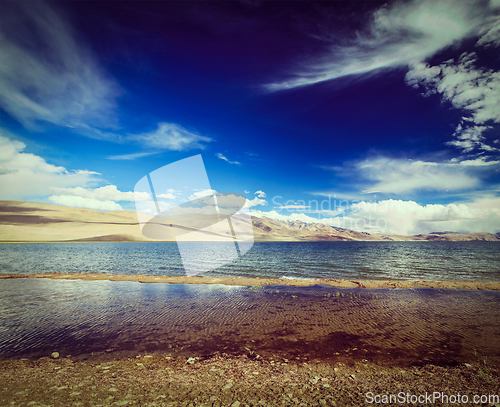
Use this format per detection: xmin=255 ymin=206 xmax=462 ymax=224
xmin=1 ymin=272 xmax=500 ymax=290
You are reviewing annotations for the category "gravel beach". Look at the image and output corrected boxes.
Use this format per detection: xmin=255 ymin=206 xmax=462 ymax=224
xmin=1 ymin=353 xmax=499 ymax=406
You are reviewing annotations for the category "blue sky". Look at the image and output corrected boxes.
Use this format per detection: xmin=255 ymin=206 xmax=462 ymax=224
xmin=0 ymin=0 xmax=499 ymax=235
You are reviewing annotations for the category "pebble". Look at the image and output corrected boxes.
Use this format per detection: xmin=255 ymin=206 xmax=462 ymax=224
xmin=231 ymin=402 xmax=241 ymax=407
xmin=51 ymin=352 xmax=59 ymax=359
xmin=50 ymin=386 xmax=68 ymax=391
xmin=186 ymin=357 xmax=196 ymax=364
xmin=223 ymin=383 xmax=233 ymax=390
xmin=108 ymin=387 xmax=118 ymax=392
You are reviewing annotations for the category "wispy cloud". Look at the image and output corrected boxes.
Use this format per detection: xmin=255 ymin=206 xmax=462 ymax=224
xmin=132 ymin=123 xmax=212 ymax=151
xmin=254 ymin=190 xmax=266 ymax=198
xmin=266 ymin=0 xmax=491 ymax=91
xmin=406 ymin=52 xmax=500 ymax=153
xmin=216 ymin=153 xmax=241 ymax=165
xmin=275 ymin=204 xmax=311 ymax=210
xmin=107 ymin=151 xmax=160 ymax=161
xmin=0 ymin=1 xmax=120 ymax=130
xmin=335 ymin=156 xmax=500 ymax=195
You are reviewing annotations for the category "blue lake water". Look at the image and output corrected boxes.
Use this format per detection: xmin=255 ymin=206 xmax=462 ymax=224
xmin=0 ymin=241 xmax=499 ymax=281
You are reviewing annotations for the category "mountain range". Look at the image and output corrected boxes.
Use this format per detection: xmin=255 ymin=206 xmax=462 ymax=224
xmin=1 ymin=200 xmax=499 ymax=242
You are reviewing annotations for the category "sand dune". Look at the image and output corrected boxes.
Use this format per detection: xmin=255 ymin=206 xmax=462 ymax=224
xmin=0 ymin=200 xmax=499 ymax=242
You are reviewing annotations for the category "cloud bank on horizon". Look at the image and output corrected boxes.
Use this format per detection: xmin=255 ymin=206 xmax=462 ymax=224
xmin=0 ymin=0 xmax=499 ymax=236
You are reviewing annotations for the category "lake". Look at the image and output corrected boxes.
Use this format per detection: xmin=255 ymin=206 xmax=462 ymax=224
xmin=0 ymin=241 xmax=499 ymax=281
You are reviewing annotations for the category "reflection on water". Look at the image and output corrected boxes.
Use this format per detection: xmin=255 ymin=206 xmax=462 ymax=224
xmin=1 ymin=279 xmax=499 ymax=366
xmin=1 ymin=241 xmax=500 ymax=281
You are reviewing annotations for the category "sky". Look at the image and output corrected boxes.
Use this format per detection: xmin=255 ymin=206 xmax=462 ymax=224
xmin=0 ymin=0 xmax=499 ymax=236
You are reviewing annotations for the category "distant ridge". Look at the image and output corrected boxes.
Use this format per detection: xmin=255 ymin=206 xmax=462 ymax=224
xmin=1 ymin=200 xmax=499 ymax=242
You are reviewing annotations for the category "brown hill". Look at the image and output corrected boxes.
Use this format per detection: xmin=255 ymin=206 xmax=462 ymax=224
xmin=0 ymin=200 xmax=499 ymax=242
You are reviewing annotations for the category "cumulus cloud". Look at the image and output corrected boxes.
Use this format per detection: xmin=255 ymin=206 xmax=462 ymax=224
xmin=0 ymin=132 xmax=98 ymax=200
xmin=252 ymin=196 xmax=500 ymax=235
xmin=50 ymin=185 xmax=149 ymax=202
xmin=132 ymin=123 xmax=212 ymax=151
xmin=251 ymin=209 xmax=321 ymax=224
xmin=348 ymin=198 xmax=500 ymax=235
xmin=267 ymin=0 xmax=491 ymax=90
xmin=255 ymin=190 xmax=267 ymax=198
xmin=157 ymin=192 xmax=177 ymax=200
xmin=0 ymin=130 xmax=147 ymax=212
xmin=0 ymin=1 xmax=119 ymax=130
xmin=48 ymin=195 xmax=123 ymax=211
xmin=216 ymin=153 xmax=241 ymax=165
xmin=247 ymin=197 xmax=268 ymax=208
xmin=188 ymin=189 xmax=217 ymax=201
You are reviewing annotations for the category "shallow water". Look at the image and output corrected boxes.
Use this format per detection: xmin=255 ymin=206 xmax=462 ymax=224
xmin=1 ymin=241 xmax=500 ymax=281
xmin=1 ymin=279 xmax=499 ymax=366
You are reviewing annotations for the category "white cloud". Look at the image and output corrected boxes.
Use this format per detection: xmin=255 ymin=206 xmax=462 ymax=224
xmin=48 ymin=195 xmax=123 ymax=211
xmin=349 ymin=198 xmax=500 ymax=235
xmin=406 ymin=52 xmax=500 ymax=152
xmin=247 ymin=197 xmax=268 ymax=208
xmin=477 ymin=15 xmax=500 ymax=47
xmin=267 ymin=0 xmax=490 ymax=90
xmin=0 ymin=132 xmax=98 ymax=200
xmin=132 ymin=123 xmax=212 ymax=151
xmin=457 ymin=157 xmax=500 ymax=166
xmin=216 ymin=153 xmax=241 ymax=165
xmin=188 ymin=189 xmax=217 ymax=201
xmin=250 ymin=209 xmax=321 ymax=224
xmin=157 ymin=193 xmax=177 ymax=200
xmin=275 ymin=204 xmax=311 ymax=210
xmin=252 ymin=196 xmax=500 ymax=235
xmin=355 ymin=156 xmax=487 ymax=194
xmin=107 ymin=151 xmax=159 ymax=160
xmin=446 ymin=124 xmax=494 ymax=153
xmin=51 ymin=185 xmax=149 ymax=202
xmin=254 ymin=190 xmax=267 ymax=198
xmin=0 ymin=2 xmax=119 ymax=129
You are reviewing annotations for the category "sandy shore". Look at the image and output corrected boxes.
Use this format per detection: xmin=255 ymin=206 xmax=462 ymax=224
xmin=1 ymin=272 xmax=500 ymax=290
xmin=1 ymin=353 xmax=499 ymax=407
